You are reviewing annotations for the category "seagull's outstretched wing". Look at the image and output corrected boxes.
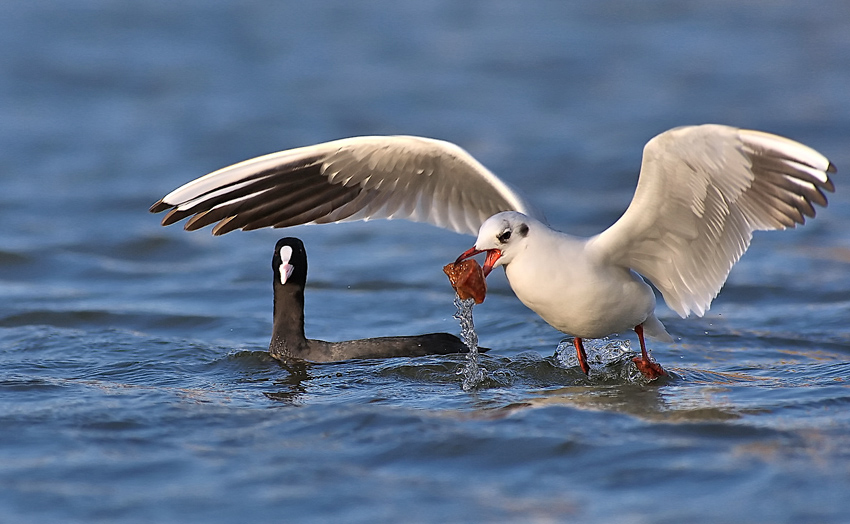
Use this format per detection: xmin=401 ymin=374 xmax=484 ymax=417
xmin=590 ymin=124 xmax=835 ymax=318
xmin=150 ymin=136 xmax=542 ymax=236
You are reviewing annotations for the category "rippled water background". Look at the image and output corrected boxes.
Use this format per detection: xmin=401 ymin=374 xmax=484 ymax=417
xmin=2 ymin=2 xmax=850 ymax=522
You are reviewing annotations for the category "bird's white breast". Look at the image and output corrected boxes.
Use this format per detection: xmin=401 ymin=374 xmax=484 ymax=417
xmin=503 ymin=232 xmax=657 ymax=339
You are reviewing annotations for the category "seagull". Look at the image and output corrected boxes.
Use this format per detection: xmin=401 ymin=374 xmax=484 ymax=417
xmin=151 ymin=124 xmax=836 ymax=377
xmin=268 ymin=237 xmax=475 ymax=362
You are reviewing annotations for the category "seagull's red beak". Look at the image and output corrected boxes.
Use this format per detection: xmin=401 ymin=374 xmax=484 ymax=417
xmin=456 ymin=247 xmax=502 ymax=277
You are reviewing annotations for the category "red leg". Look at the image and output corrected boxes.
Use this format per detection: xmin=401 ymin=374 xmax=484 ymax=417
xmin=573 ymin=337 xmax=590 ymax=375
xmin=635 ymin=324 xmax=650 ymax=361
xmin=632 ymin=324 xmax=666 ymax=379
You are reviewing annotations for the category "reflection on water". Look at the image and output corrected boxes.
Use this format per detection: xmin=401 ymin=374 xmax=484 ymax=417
xmin=521 ymin=381 xmax=741 ymax=423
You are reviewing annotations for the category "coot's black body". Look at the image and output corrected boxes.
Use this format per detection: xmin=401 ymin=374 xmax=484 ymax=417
xmin=269 ymin=237 xmax=476 ymax=362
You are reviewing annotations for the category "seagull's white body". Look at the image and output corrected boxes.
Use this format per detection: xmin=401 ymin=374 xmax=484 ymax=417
xmin=151 ymin=124 xmax=835 ymax=364
xmin=494 ymin=216 xmax=667 ymax=341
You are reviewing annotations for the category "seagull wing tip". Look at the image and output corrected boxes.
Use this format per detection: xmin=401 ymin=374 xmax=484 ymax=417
xmin=149 ymin=200 xmax=170 ymax=213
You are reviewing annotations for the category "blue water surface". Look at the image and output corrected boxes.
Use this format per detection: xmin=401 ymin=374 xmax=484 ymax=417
xmin=2 ymin=1 xmax=850 ymax=523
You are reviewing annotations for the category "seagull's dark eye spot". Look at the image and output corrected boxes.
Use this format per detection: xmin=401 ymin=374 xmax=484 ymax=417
xmin=516 ymin=223 xmax=529 ymax=237
xmin=497 ymin=230 xmax=512 ymax=243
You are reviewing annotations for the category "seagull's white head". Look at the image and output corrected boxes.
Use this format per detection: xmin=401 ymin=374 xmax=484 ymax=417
xmin=456 ymin=211 xmax=531 ymax=276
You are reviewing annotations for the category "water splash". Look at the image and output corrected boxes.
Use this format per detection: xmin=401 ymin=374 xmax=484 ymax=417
xmin=452 ymin=294 xmax=485 ymax=390
xmin=555 ymin=337 xmax=645 ymax=382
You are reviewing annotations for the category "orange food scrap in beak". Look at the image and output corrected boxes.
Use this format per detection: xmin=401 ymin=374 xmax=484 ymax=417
xmin=443 ymin=259 xmax=487 ymax=304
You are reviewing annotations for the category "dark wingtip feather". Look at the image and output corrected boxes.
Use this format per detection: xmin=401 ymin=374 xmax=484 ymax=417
xmin=822 ymin=163 xmax=837 ymax=193
xmin=161 ymin=208 xmax=194 ymax=227
xmin=823 ymin=177 xmax=836 ymax=193
xmin=211 ymin=216 xmax=240 ymax=236
xmin=149 ymin=200 xmax=171 ymax=213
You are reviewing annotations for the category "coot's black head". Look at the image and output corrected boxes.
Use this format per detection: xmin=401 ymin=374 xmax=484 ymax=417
xmin=273 ymin=237 xmax=308 ymax=288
